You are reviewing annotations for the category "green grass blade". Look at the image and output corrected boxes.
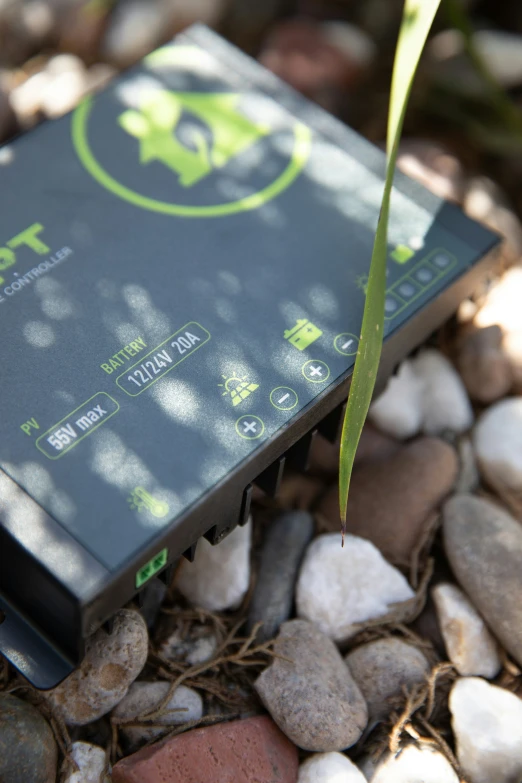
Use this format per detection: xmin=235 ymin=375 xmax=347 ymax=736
xmin=338 ymin=0 xmax=442 ymax=541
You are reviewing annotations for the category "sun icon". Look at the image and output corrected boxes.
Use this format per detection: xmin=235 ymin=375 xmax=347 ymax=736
xmin=218 ymin=372 xmax=259 ymax=406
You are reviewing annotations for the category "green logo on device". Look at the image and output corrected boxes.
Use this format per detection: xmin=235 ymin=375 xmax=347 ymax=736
xmin=72 ymin=46 xmax=311 ymax=218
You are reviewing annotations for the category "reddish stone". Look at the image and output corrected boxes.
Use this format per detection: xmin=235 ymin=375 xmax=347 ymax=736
xmin=112 ymin=714 xmax=298 ymax=783
xmin=259 ymin=19 xmax=363 ymax=107
xmin=317 ymin=437 xmax=458 ymax=566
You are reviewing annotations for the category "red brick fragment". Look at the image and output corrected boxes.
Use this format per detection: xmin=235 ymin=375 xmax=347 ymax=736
xmin=112 ymin=714 xmax=298 ymax=783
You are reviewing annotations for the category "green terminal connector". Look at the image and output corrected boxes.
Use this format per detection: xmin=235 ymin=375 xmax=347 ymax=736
xmin=135 ymin=547 xmax=168 ymax=588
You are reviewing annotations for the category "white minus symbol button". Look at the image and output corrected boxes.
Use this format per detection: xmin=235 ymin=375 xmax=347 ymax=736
xmin=270 ymin=387 xmax=298 ymax=411
xmin=341 ymin=340 xmax=353 ymax=350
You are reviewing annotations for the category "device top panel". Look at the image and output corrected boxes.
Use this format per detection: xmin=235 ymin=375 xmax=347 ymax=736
xmin=0 ymin=28 xmax=496 ymax=571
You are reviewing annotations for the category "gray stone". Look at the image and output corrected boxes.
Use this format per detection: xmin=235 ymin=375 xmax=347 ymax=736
xmin=46 ymin=609 xmax=148 ymax=726
xmin=112 ymin=681 xmax=203 ymax=749
xmin=0 ymin=693 xmax=58 ymax=783
xmin=345 ymin=638 xmax=430 ymax=723
xmin=450 ymin=677 xmax=522 ymax=783
xmin=443 ymin=494 xmax=522 ymax=667
xmin=455 ymin=436 xmax=479 ymax=495
xmin=255 ymin=619 xmax=368 ymax=751
xmin=247 ymin=510 xmax=314 ymax=641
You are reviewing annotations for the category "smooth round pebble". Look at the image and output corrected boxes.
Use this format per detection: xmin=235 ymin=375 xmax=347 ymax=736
xmin=64 ymin=742 xmax=108 ymax=783
xmin=296 ymin=534 xmax=415 ymax=641
xmin=464 ymin=178 xmax=522 ymax=266
xmin=255 ymin=619 xmax=368 ymax=751
xmin=397 ymin=139 xmax=465 ymax=203
xmin=369 ymin=360 xmax=423 ymax=439
xmin=443 ymin=494 xmax=522 ymax=667
xmin=345 ymin=638 xmax=430 ymax=722
xmin=432 ymin=583 xmax=501 ymax=678
xmin=474 ymin=266 xmax=522 ymax=335
xmin=456 ymin=324 xmax=513 ymax=403
xmin=450 ymin=677 xmax=522 ymax=783
xmin=101 ymin=0 xmax=168 ymax=66
xmin=370 ymin=350 xmax=472 ymax=439
xmin=412 ymin=349 xmax=473 ymax=435
xmin=473 ymin=398 xmax=522 ymax=500
xmin=366 ymin=743 xmax=459 ymax=782
xmin=176 ymin=518 xmax=251 ymax=611
xmin=112 ymin=681 xmax=203 ymax=749
xmin=0 ymin=694 xmax=58 ymax=783
xmin=298 ymin=752 xmax=366 ymax=782
xmin=46 ymin=609 xmax=148 ymax=725
xmin=474 ymin=30 xmax=522 ymax=88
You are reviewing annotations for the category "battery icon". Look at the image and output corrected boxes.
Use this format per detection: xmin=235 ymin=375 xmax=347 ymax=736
xmin=284 ymin=319 xmax=323 ymax=351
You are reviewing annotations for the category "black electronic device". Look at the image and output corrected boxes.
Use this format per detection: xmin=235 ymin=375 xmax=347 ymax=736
xmin=0 ymin=25 xmax=498 ymax=688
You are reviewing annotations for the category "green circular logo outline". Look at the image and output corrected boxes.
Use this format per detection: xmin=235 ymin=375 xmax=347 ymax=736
xmin=235 ymin=415 xmax=265 ymax=440
xmin=72 ymin=97 xmax=312 ymax=218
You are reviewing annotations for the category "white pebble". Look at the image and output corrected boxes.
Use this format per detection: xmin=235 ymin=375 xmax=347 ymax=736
xmin=9 ymin=71 xmax=50 ymax=124
xmin=475 ymin=267 xmax=522 ymax=334
xmin=176 ymin=519 xmax=251 ymax=611
xmin=64 ymin=742 xmax=108 ymax=783
xmin=41 ymin=70 xmax=87 ymax=118
xmin=450 ymin=677 xmax=522 ymax=783
xmin=299 ymin=752 xmax=367 ymax=783
xmin=102 ymin=0 xmax=168 ymax=66
xmin=296 ymin=534 xmax=415 ymax=642
xmin=321 ymin=22 xmax=376 ymax=70
xmin=432 ymin=583 xmax=501 ymax=678
xmin=412 ymin=349 xmax=473 ymax=434
xmin=369 ymin=360 xmax=423 ymax=439
xmin=159 ymin=626 xmax=217 ymax=666
xmin=367 ymin=744 xmax=459 ymax=782
xmin=112 ymin=681 xmax=203 ymax=747
xmin=474 ymin=30 xmax=522 ymax=89
xmin=464 ymin=180 xmax=522 ymax=266
xmin=473 ymin=398 xmax=522 ymax=495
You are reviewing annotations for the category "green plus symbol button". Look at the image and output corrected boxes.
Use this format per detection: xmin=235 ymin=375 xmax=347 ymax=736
xmin=334 ymin=333 xmax=359 ymax=356
xmin=235 ymin=415 xmax=265 ymax=440
xmin=302 ymin=360 xmax=330 ymax=383
xmin=270 ymin=386 xmax=298 ymax=410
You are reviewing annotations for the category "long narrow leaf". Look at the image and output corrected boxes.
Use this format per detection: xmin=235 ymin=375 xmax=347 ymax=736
xmin=338 ymin=0 xmax=442 ymax=542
